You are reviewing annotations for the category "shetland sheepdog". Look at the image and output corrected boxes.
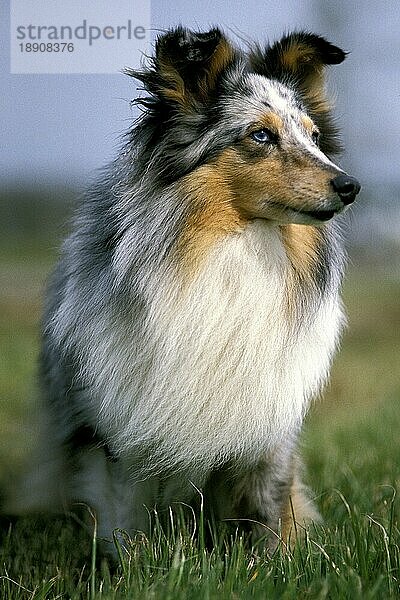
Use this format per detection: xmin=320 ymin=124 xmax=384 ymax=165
xmin=14 ymin=27 xmax=360 ymax=552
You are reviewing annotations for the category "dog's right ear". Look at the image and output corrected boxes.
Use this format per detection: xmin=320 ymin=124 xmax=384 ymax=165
xmin=127 ymin=26 xmax=236 ymax=109
xmin=249 ymin=31 xmax=346 ymax=100
xmin=249 ymin=32 xmax=346 ymax=155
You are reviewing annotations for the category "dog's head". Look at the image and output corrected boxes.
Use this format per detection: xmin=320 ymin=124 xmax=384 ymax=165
xmin=128 ymin=27 xmax=360 ymax=226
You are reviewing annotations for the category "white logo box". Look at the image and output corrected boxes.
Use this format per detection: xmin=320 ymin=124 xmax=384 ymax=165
xmin=10 ymin=0 xmax=151 ymax=74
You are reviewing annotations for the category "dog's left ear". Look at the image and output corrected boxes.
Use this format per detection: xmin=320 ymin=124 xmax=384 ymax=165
xmin=129 ymin=26 xmax=236 ymax=109
xmin=250 ymin=31 xmax=346 ymax=112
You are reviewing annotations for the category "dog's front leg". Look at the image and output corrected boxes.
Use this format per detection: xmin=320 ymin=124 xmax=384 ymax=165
xmin=206 ymin=446 xmax=318 ymax=553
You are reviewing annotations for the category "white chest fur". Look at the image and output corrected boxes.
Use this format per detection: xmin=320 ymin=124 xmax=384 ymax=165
xmin=92 ymin=221 xmax=344 ymax=477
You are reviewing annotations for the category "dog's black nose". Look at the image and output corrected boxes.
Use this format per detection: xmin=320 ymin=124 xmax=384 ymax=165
xmin=331 ymin=174 xmax=361 ymax=205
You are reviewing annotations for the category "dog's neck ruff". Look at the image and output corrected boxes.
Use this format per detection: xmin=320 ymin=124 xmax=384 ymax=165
xmin=83 ymin=220 xmax=344 ymax=478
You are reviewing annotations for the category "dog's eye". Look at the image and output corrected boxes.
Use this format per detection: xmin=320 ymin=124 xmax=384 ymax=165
xmin=311 ymin=131 xmax=320 ymax=145
xmin=250 ymin=129 xmax=276 ymax=144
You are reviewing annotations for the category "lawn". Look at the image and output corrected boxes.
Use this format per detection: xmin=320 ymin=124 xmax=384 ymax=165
xmin=0 ymin=226 xmax=399 ymax=598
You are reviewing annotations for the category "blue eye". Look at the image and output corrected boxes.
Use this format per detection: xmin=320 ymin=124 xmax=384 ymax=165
xmin=250 ymin=129 xmax=276 ymax=144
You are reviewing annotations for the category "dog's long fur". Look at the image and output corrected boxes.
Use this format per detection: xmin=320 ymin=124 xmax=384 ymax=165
xmin=12 ymin=27 xmax=360 ymax=551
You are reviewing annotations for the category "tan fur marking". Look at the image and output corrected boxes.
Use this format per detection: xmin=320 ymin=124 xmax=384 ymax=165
xmin=281 ymin=457 xmax=321 ymax=548
xmin=258 ymin=112 xmax=284 ymax=133
xmin=178 ymin=166 xmax=245 ymax=275
xmin=281 ymin=225 xmax=324 ymax=320
xmin=158 ymin=37 xmax=235 ymax=108
xmin=301 ymin=115 xmax=315 ymax=133
xmin=281 ymin=224 xmax=322 ymax=281
xmin=278 ymin=42 xmax=329 ymax=117
xmin=158 ymin=58 xmax=188 ymax=107
xmin=200 ymin=38 xmax=235 ymax=99
xmin=280 ymin=43 xmax=315 ymax=71
xmin=210 ymin=148 xmax=335 ymax=219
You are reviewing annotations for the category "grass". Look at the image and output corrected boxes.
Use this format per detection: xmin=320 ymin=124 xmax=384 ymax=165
xmin=0 ymin=228 xmax=400 ymax=598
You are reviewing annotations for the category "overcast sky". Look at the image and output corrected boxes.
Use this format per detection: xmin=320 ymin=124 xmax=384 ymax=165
xmin=1 ymin=1 xmax=399 ymax=189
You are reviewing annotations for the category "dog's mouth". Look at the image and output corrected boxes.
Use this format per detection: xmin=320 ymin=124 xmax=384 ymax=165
xmin=299 ymin=208 xmax=337 ymax=222
xmin=265 ymin=201 xmax=342 ymax=224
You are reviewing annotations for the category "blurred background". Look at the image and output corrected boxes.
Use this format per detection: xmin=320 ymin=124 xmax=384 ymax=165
xmin=0 ymin=1 xmax=399 ymax=492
